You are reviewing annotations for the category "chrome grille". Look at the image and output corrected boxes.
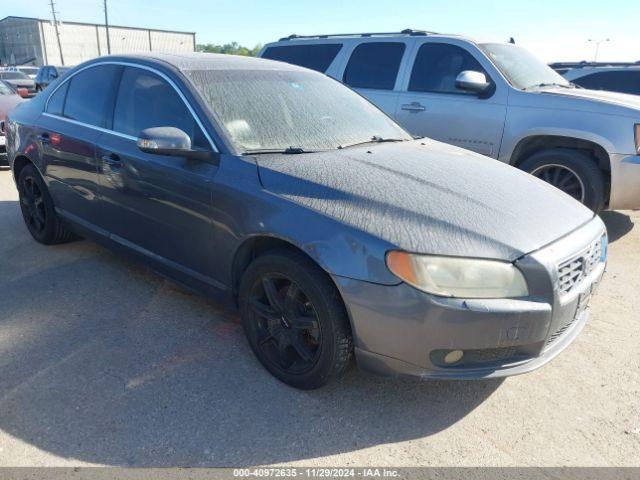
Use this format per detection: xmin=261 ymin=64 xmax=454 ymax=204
xmin=558 ymin=237 xmax=603 ymax=295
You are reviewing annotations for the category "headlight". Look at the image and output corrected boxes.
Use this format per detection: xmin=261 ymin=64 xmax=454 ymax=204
xmin=635 ymin=124 xmax=640 ymax=154
xmin=386 ymin=251 xmax=529 ymax=298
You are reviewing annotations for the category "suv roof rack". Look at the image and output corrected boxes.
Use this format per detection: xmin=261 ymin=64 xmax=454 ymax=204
xmin=278 ymin=29 xmax=438 ymax=42
xmin=549 ymin=61 xmax=640 ymax=69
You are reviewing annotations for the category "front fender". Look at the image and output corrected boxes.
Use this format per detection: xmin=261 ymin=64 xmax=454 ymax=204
xmin=238 ymin=190 xmax=400 ymax=285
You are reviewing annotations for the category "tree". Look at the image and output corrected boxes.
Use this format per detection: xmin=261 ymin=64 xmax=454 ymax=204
xmin=196 ymin=42 xmax=262 ymax=56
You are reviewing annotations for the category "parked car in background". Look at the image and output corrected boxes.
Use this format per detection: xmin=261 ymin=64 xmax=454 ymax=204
xmin=552 ymin=63 xmax=640 ymax=96
xmin=6 ymin=53 xmax=606 ymax=389
xmin=2 ymin=66 xmax=39 ymax=79
xmin=0 ymin=80 xmax=25 ymax=162
xmin=0 ymin=71 xmax=36 ymax=97
xmin=35 ymin=65 xmax=71 ymax=91
xmin=260 ymin=30 xmax=640 ymax=212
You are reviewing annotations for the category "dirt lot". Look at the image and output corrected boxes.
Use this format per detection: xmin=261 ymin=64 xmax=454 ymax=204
xmin=0 ymin=167 xmax=638 ymax=467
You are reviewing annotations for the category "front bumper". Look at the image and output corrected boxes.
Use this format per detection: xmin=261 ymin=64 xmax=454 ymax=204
xmin=335 ymin=217 xmax=606 ymax=379
xmin=609 ymin=153 xmax=640 ymax=210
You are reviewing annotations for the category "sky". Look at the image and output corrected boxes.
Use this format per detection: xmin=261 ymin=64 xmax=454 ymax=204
xmin=4 ymin=0 xmax=639 ymax=62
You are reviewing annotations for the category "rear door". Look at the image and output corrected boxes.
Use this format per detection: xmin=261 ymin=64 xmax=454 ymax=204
xmin=393 ymin=40 xmax=507 ymax=157
xmin=95 ymin=65 xmax=220 ymax=281
xmin=340 ymin=40 xmax=413 ymax=116
xmin=39 ymin=64 xmax=121 ymax=224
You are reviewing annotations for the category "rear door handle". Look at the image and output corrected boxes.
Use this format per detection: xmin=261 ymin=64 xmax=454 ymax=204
xmin=101 ymin=153 xmax=121 ymax=165
xmin=401 ymin=102 xmax=426 ymax=112
xmin=37 ymin=132 xmax=50 ymax=144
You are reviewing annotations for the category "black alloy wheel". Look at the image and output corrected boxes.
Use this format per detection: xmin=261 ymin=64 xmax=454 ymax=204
xmin=20 ymin=172 xmax=47 ymax=236
xmin=246 ymin=273 xmax=322 ymax=374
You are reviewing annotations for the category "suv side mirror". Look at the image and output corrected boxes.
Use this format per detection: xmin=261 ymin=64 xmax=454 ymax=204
xmin=137 ymin=126 xmax=215 ymax=162
xmin=455 ymin=70 xmax=490 ymax=94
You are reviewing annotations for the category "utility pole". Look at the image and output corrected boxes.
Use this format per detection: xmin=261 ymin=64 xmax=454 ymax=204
xmin=104 ymin=0 xmax=111 ymax=54
xmin=588 ymin=38 xmax=610 ymax=62
xmin=49 ymin=0 xmax=65 ymax=65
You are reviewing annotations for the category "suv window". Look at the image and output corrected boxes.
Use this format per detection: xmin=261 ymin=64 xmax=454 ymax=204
xmin=46 ymin=82 xmax=68 ymax=115
xmin=113 ymin=66 xmax=206 ymax=147
xmin=343 ymin=42 xmax=405 ymax=90
xmin=409 ymin=43 xmax=487 ymax=94
xmin=262 ymin=44 xmax=342 ymax=72
xmin=63 ymin=64 xmax=121 ymax=127
xmin=573 ymin=70 xmax=640 ymax=95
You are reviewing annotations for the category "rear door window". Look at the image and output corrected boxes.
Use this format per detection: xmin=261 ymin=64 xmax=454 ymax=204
xmin=409 ymin=43 xmax=487 ymax=94
xmin=46 ymin=82 xmax=68 ymax=116
xmin=63 ymin=64 xmax=121 ymax=127
xmin=573 ymin=71 xmax=640 ymax=95
xmin=343 ymin=42 xmax=406 ymax=90
xmin=262 ymin=44 xmax=342 ymax=72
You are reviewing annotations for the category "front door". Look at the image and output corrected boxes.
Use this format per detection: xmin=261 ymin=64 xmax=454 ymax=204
xmin=394 ymin=41 xmax=507 ymax=158
xmin=95 ymin=65 xmax=220 ymax=283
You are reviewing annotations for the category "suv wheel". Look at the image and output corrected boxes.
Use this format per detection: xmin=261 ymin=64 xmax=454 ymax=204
xmin=519 ymin=148 xmax=605 ymax=212
xmin=18 ymin=163 xmax=77 ymax=244
xmin=238 ymin=249 xmax=353 ymax=389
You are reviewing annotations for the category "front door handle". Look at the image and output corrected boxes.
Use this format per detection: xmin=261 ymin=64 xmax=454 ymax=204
xmin=37 ymin=132 xmax=50 ymax=145
xmin=401 ymin=102 xmax=426 ymax=112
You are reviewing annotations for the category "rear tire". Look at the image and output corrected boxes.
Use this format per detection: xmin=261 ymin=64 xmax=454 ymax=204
xmin=17 ymin=163 xmax=77 ymax=244
xmin=519 ymin=148 xmax=605 ymax=212
xmin=238 ymin=249 xmax=353 ymax=389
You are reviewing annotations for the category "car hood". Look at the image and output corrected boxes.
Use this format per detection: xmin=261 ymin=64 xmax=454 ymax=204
xmin=255 ymin=140 xmax=594 ymax=261
xmin=4 ymin=78 xmax=35 ymax=87
xmin=525 ymin=86 xmax=640 ymax=117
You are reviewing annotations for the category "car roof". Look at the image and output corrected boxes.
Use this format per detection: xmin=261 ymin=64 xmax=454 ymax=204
xmin=263 ymin=30 xmax=476 ymax=46
xmin=98 ymin=52 xmax=313 ymax=73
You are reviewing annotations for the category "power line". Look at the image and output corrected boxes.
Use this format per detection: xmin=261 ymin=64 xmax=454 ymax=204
xmin=48 ymin=0 xmax=65 ymax=65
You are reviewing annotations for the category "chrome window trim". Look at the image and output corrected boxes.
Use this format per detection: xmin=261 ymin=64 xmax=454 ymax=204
xmin=44 ymin=60 xmax=219 ymax=152
xmin=42 ymin=112 xmax=138 ymax=141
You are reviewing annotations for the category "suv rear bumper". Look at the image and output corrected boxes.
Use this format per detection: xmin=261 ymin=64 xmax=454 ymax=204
xmin=609 ymin=153 xmax=640 ymax=210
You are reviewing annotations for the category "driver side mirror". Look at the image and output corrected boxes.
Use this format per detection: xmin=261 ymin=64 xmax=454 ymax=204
xmin=137 ymin=126 xmax=216 ymax=163
xmin=455 ymin=70 xmax=491 ymax=94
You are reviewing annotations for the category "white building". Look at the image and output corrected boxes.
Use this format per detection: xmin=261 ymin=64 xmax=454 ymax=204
xmin=0 ymin=16 xmax=196 ymax=67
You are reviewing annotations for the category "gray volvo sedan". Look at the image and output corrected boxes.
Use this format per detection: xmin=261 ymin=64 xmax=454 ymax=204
xmin=6 ymin=53 xmax=607 ymax=389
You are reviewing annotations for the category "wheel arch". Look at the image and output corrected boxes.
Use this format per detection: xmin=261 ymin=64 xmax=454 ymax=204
xmin=231 ymin=235 xmax=328 ymax=300
xmin=230 ymin=234 xmax=357 ymax=334
xmin=12 ymin=154 xmax=40 ymax=184
xmin=508 ymin=134 xmax=611 ymax=204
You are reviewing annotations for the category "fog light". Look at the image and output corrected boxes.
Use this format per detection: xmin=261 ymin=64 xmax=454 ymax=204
xmin=443 ymin=350 xmax=464 ymax=364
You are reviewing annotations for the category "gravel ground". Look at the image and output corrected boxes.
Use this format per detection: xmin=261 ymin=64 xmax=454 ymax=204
xmin=0 ymin=167 xmax=638 ymax=467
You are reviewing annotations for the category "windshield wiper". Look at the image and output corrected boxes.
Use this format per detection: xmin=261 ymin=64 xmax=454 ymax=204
xmin=338 ymin=136 xmax=408 ymax=149
xmin=524 ymin=82 xmax=575 ymax=91
xmin=243 ymin=146 xmax=320 ymax=155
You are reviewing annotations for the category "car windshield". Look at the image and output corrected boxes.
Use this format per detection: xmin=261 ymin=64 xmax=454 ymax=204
xmin=0 ymin=81 xmax=14 ymax=95
xmin=184 ymin=68 xmax=411 ymax=152
xmin=480 ymin=43 xmax=571 ymax=90
xmin=0 ymin=71 xmax=28 ymax=80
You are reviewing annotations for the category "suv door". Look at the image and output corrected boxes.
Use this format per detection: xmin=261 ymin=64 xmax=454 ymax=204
xmin=341 ymin=40 xmax=412 ymax=116
xmin=39 ymin=64 xmax=121 ymax=224
xmin=394 ymin=40 xmax=507 ymax=157
xmin=95 ymin=65 xmax=220 ymax=282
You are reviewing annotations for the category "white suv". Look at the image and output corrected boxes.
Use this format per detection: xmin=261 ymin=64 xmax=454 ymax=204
xmin=260 ymin=30 xmax=640 ymax=211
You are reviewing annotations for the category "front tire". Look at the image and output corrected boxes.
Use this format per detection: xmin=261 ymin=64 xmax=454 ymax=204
xmin=519 ymin=148 xmax=605 ymax=212
xmin=17 ymin=163 xmax=77 ymax=244
xmin=238 ymin=249 xmax=353 ymax=389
